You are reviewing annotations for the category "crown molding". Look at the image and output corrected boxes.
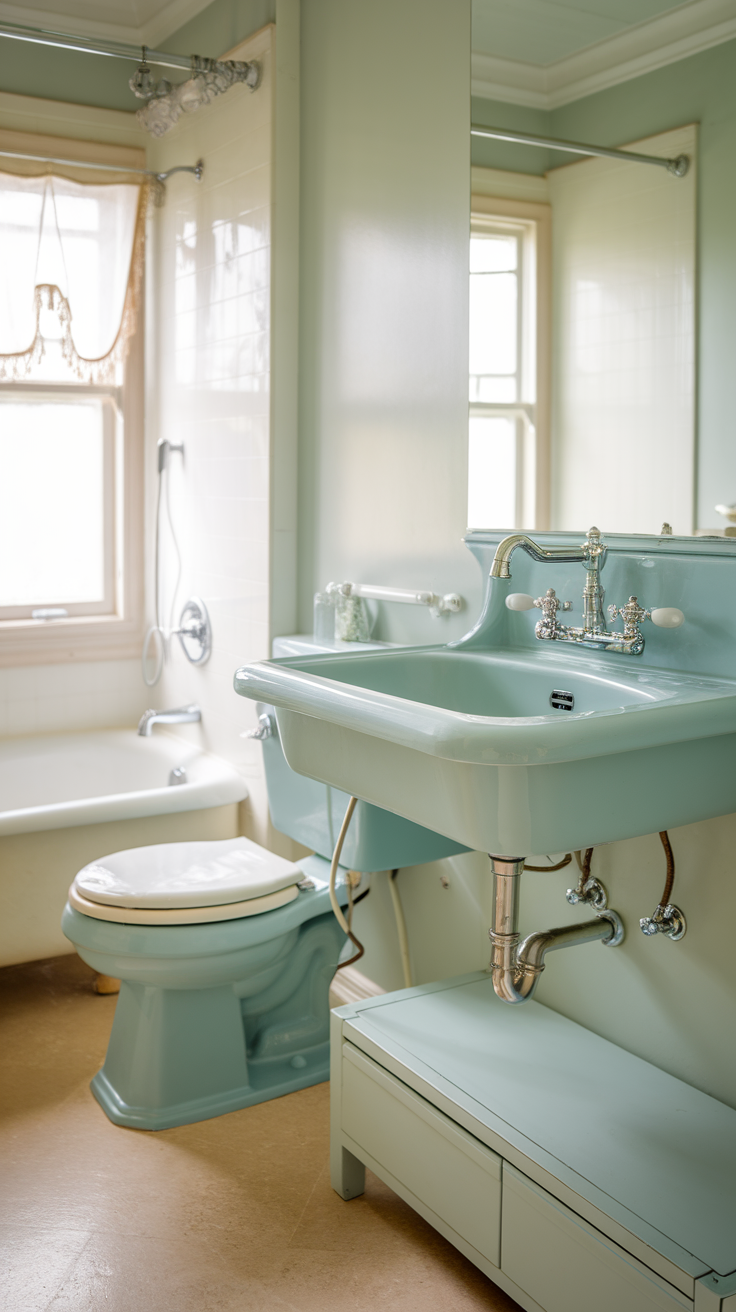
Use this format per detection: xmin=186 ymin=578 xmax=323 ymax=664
xmin=0 ymin=0 xmax=216 ymax=50
xmin=471 ymin=52 xmax=549 ymax=108
xmin=472 ymin=0 xmax=736 ymax=110
xmin=0 ymin=88 xmax=145 ymax=145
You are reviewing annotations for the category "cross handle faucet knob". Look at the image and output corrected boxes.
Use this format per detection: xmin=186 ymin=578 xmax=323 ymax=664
xmin=534 ymin=588 xmax=572 ymax=619
xmin=608 ymin=596 xmax=651 ymax=639
xmin=608 ymin=597 xmax=685 ymax=640
xmin=533 ymin=588 xmax=573 ymax=639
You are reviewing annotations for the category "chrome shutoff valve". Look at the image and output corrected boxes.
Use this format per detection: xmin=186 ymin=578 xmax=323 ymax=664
xmin=566 ymin=878 xmax=608 ymax=911
xmin=640 ymin=903 xmax=687 ymax=941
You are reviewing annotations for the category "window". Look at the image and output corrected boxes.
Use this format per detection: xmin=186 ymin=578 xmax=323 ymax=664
xmin=0 ymin=158 xmax=145 ymax=663
xmin=468 ymin=199 xmax=550 ymax=532
xmin=0 ymin=389 xmax=116 ymax=619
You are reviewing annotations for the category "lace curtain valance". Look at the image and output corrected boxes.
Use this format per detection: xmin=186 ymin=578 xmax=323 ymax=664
xmin=0 ymin=172 xmax=147 ymax=384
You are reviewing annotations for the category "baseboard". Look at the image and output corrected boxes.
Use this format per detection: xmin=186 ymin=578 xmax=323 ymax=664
xmin=329 ymin=965 xmax=385 ymax=1009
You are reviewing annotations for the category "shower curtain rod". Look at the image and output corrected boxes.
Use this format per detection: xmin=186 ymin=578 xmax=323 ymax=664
xmin=0 ymin=148 xmax=203 ymax=184
xmin=0 ymin=19 xmax=204 ymax=70
xmin=470 ymin=124 xmax=689 ymax=177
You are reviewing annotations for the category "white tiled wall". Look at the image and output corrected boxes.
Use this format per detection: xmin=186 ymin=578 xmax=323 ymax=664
xmin=549 ymin=125 xmax=696 ymax=536
xmin=0 ymin=659 xmax=146 ymax=739
xmin=147 ymin=27 xmax=275 ymax=846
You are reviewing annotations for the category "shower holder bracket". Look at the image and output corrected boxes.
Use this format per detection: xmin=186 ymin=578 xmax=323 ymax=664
xmin=175 ymin=596 xmax=212 ymax=666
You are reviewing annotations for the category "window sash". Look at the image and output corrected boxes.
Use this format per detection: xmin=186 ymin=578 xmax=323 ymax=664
xmin=0 ymin=382 xmax=119 ymax=621
xmin=469 ymin=208 xmax=544 ymax=531
xmin=469 ymin=228 xmax=522 ymax=404
xmin=468 ymin=405 xmax=537 ymax=530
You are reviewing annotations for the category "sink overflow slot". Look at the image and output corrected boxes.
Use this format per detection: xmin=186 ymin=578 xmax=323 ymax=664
xmin=550 ymin=690 xmax=575 ymax=711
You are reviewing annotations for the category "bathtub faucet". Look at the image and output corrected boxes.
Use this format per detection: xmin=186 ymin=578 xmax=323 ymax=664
xmin=137 ymin=704 xmax=201 ymax=737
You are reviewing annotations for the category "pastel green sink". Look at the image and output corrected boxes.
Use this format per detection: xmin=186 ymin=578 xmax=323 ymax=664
xmin=234 ymin=643 xmax=736 ymax=856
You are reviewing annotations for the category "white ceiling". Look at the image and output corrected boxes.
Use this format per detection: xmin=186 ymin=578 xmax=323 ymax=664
xmin=1 ymin=0 xmax=736 ymax=106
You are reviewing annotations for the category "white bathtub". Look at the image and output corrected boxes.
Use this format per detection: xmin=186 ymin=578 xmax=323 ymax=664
xmin=0 ymin=730 xmax=248 ymax=967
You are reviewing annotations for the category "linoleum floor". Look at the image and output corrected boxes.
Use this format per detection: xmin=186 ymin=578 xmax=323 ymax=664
xmin=0 ymin=954 xmax=521 ymax=1312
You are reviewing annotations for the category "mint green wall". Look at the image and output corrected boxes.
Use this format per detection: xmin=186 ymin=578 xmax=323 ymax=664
xmin=297 ymin=0 xmax=480 ymax=645
xmin=0 ymin=0 xmax=274 ymax=111
xmin=471 ymin=97 xmax=552 ymax=174
xmin=471 ymin=39 xmax=736 ymax=528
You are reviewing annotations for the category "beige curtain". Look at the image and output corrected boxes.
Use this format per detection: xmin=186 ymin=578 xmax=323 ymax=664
xmin=0 ymin=172 xmax=148 ymax=384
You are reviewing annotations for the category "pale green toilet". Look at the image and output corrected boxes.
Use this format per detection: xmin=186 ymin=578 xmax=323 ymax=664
xmin=62 ymin=839 xmax=348 ymax=1130
xmin=62 ymin=810 xmax=462 ymax=1131
xmin=62 ymin=658 xmax=468 ymax=1132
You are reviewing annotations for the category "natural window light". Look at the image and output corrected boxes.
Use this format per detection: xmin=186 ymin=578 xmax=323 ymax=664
xmin=0 ymin=394 xmax=113 ymax=616
xmin=468 ymin=217 xmax=538 ymax=532
xmin=0 ymin=169 xmax=143 ymax=641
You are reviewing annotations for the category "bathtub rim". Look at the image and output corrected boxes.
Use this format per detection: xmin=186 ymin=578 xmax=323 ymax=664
xmin=0 ymin=728 xmax=248 ymax=836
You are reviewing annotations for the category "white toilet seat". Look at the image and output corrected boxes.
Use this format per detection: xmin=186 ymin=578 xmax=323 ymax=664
xmin=70 ymin=835 xmax=306 ymax=925
xmin=68 ymin=881 xmax=299 ymax=925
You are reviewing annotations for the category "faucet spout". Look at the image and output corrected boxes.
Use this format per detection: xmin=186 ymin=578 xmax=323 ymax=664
xmin=490 ymin=526 xmax=607 ymax=581
xmin=137 ymin=704 xmax=201 ymax=737
xmin=490 ymin=533 xmax=589 ymax=580
xmin=487 ymin=854 xmax=624 ymax=1005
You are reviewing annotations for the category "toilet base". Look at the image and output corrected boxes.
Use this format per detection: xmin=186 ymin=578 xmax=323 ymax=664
xmin=91 ymin=1039 xmax=332 ymax=1130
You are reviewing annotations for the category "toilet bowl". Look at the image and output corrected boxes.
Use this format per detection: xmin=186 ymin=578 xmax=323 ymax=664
xmin=62 ymin=837 xmax=348 ymax=1130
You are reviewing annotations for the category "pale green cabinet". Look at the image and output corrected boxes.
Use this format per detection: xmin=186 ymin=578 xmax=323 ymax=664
xmin=331 ymin=974 xmax=736 ymax=1312
xmin=502 ymin=1165 xmax=690 ymax=1312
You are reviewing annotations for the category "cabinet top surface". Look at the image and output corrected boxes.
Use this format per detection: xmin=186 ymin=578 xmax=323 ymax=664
xmin=343 ymin=974 xmax=736 ymax=1276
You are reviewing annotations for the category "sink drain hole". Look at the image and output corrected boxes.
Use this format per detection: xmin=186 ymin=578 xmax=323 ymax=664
xmin=550 ymin=690 xmax=574 ymax=711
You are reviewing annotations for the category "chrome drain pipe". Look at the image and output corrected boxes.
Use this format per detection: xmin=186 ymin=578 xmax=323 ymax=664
xmin=488 ymin=856 xmax=624 ymax=1005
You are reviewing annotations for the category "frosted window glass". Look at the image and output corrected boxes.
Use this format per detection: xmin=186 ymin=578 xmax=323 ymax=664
xmin=468 ymin=417 xmax=516 ymax=529
xmin=0 ymin=400 xmax=104 ymax=605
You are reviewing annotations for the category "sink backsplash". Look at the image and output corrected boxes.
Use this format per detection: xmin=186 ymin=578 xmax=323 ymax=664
xmin=462 ymin=531 xmax=736 ymax=680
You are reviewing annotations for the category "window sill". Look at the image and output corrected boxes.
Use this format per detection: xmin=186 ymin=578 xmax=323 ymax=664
xmin=0 ymin=614 xmax=145 ymax=667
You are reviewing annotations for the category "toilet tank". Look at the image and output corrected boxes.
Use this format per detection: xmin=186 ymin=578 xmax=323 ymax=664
xmin=259 ymin=637 xmax=468 ymax=872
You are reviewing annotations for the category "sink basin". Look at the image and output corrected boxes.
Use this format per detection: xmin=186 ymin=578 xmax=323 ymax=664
xmin=234 ymin=643 xmax=736 ymax=855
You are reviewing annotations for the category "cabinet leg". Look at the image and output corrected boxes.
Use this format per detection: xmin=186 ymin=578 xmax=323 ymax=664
xmin=332 ymin=1144 xmax=365 ymax=1200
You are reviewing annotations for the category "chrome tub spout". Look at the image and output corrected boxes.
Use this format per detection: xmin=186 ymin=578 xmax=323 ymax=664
xmin=488 ymin=855 xmax=624 ymax=1005
xmin=137 ymin=704 xmax=201 ymax=737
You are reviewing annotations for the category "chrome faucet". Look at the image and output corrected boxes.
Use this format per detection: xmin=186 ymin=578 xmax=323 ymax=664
xmin=493 ymin=526 xmax=684 ymax=656
xmin=137 ymin=704 xmax=201 ymax=737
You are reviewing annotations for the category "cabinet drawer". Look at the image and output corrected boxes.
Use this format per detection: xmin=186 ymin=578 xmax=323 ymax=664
xmin=341 ymin=1042 xmax=502 ymax=1267
xmin=503 ymin=1164 xmax=691 ymax=1312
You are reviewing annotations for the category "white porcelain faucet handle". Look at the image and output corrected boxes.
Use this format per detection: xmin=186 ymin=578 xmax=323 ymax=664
xmin=650 ymin=607 xmax=685 ymax=628
xmin=505 ymin=593 xmax=535 ymax=611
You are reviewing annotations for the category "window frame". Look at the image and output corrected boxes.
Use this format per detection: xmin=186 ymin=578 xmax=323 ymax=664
xmin=0 ymin=135 xmax=145 ymax=666
xmin=469 ymin=195 xmax=551 ymax=532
